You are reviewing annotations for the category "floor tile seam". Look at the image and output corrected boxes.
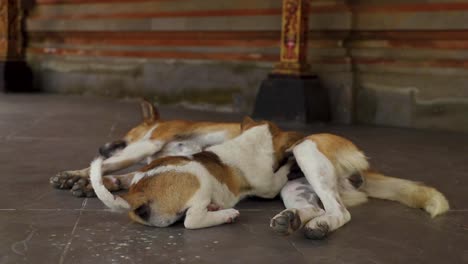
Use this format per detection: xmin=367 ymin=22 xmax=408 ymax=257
xmin=58 ymin=198 xmax=87 ymax=264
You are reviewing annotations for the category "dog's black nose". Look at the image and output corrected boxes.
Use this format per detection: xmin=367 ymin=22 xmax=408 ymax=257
xmin=98 ymin=140 xmax=127 ymax=158
xmin=134 ymin=204 xmax=151 ymax=221
xmin=349 ymin=173 xmax=364 ymax=189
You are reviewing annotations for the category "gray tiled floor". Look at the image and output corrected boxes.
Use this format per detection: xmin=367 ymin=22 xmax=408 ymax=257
xmin=0 ymin=94 xmax=467 ymax=264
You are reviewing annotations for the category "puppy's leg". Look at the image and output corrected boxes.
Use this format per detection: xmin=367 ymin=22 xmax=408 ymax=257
xmin=293 ymin=140 xmax=351 ymax=240
xmin=71 ymin=172 xmax=137 ymax=197
xmin=184 ymin=205 xmax=240 ymax=229
xmin=271 ymin=178 xmax=324 ymax=235
xmin=51 ymin=140 xmax=163 ymax=190
xmin=100 ymin=140 xmax=164 ymax=173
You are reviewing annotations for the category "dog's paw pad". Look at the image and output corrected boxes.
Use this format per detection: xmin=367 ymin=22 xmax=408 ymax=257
xmin=50 ymin=172 xmax=82 ymax=189
xmin=71 ymin=179 xmax=96 ymax=198
xmin=304 ymin=222 xmax=329 ymax=240
xmin=270 ymin=209 xmax=301 ymax=235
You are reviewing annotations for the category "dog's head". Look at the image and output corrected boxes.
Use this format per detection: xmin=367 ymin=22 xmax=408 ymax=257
xmin=98 ymin=100 xmax=160 ymax=158
xmin=124 ymin=167 xmax=200 ymax=227
xmin=240 ymin=117 xmax=304 ymax=169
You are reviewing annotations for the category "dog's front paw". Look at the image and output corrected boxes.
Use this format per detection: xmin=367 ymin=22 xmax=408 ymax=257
xmin=50 ymin=171 xmax=83 ymax=189
xmin=270 ymin=209 xmax=302 ymax=235
xmin=221 ymin=209 xmax=240 ymax=223
xmin=303 ymin=211 xmax=350 ymax=240
xmin=303 ymin=221 xmax=330 ymax=240
xmin=70 ymin=178 xmax=96 ymax=198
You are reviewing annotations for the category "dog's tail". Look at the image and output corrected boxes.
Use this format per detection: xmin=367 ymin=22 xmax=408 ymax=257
xmin=362 ymin=170 xmax=449 ymax=217
xmin=90 ymin=157 xmax=131 ymax=211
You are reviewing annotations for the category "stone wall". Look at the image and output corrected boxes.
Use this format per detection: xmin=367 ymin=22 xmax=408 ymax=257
xmin=24 ymin=0 xmax=468 ymax=131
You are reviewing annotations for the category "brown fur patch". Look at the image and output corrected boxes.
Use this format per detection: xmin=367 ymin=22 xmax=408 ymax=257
xmin=271 ymin=130 xmax=305 ymax=167
xmin=155 ymin=121 xmax=240 ymax=142
xmin=193 ymin=151 xmax=249 ymax=195
xmin=124 ymin=119 xmax=240 ymax=145
xmin=305 ymin=133 xmax=359 ymax=164
xmin=126 ymin=172 xmax=200 ymax=216
xmin=124 ymin=122 xmax=157 ymax=143
xmin=191 ymin=122 xmax=241 ymax=139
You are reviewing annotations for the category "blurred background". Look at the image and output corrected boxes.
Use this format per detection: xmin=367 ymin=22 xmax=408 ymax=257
xmin=1 ymin=0 xmax=468 ymax=132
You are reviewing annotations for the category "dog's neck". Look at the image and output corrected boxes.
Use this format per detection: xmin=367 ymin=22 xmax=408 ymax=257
xmin=207 ymin=125 xmax=275 ymax=177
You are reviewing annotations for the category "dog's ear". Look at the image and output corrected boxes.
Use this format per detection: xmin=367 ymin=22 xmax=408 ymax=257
xmin=241 ymin=116 xmax=257 ymax=131
xmin=140 ymin=100 xmax=160 ymax=124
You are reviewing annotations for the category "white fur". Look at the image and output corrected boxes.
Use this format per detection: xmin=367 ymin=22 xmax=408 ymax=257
xmin=334 ymin=149 xmax=369 ymax=177
xmin=141 ymin=124 xmax=159 ymax=141
xmin=156 ymin=141 xmax=202 ymax=159
xmin=208 ymin=125 xmax=279 ymax=198
xmin=90 ymin=157 xmax=131 ymax=211
xmin=293 ymin=140 xmax=351 ymax=233
xmin=281 ymin=178 xmax=322 ymax=210
xmin=130 ymin=172 xmax=146 ymax=185
xmin=102 ymin=140 xmax=164 ymax=172
xmin=193 ymin=131 xmax=230 ymax=147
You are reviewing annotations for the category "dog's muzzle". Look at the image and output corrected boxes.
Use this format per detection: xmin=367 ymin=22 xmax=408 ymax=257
xmin=99 ymin=140 xmax=127 ymax=159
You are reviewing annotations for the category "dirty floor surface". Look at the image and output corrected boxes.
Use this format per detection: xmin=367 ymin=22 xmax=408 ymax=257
xmin=0 ymin=95 xmax=467 ymax=264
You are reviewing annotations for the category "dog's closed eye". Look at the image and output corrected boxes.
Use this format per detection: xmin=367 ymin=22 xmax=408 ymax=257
xmin=134 ymin=204 xmax=151 ymax=221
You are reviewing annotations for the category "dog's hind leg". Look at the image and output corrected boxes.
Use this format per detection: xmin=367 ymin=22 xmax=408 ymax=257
xmin=270 ymin=178 xmax=324 ymax=236
xmin=293 ymin=140 xmax=351 ymax=240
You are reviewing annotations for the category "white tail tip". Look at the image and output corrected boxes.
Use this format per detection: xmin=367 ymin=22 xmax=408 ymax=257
xmin=90 ymin=157 xmax=130 ymax=211
xmin=424 ymin=189 xmax=450 ymax=218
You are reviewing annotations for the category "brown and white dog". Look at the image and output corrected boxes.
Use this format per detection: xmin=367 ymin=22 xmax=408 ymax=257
xmin=90 ymin=118 xmax=302 ymax=229
xmin=52 ymin=101 xmax=449 ymax=238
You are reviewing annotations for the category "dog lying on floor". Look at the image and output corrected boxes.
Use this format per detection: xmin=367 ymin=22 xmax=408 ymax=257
xmin=52 ymin=101 xmax=449 ymax=238
xmin=90 ymin=118 xmax=303 ymax=229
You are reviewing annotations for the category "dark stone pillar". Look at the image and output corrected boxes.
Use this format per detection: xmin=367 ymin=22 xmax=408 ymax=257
xmin=253 ymin=74 xmax=329 ymax=122
xmin=252 ymin=0 xmax=330 ymax=123
xmin=0 ymin=0 xmax=34 ymax=92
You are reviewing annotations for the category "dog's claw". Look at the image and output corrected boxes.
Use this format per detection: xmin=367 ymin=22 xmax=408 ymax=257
xmin=49 ymin=176 xmax=61 ymax=188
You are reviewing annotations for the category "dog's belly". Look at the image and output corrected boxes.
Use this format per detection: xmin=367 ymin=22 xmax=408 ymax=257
xmin=282 ymin=177 xmax=323 ymax=209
